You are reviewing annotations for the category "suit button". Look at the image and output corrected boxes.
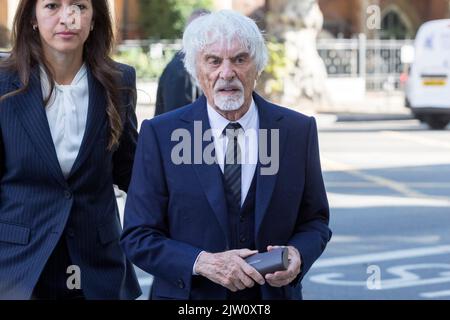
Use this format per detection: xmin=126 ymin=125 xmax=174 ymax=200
xmin=64 ymin=191 xmax=72 ymax=199
xmin=239 ymin=215 xmax=245 ymax=223
xmin=67 ymin=229 xmax=75 ymax=238
xmin=240 ymin=236 xmax=247 ymax=243
xmin=177 ymin=279 xmax=185 ymax=289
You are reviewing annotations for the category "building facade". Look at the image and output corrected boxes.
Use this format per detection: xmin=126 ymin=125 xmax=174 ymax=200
xmin=0 ymin=0 xmax=268 ymax=42
xmin=112 ymin=0 xmax=450 ymax=40
xmin=1 ymin=0 xmax=449 ymax=42
xmin=112 ymin=0 xmax=266 ymax=40
xmin=318 ymin=0 xmax=450 ymax=39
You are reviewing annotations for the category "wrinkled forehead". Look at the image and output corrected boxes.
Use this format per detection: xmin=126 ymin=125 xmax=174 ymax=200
xmin=199 ymin=34 xmax=252 ymax=58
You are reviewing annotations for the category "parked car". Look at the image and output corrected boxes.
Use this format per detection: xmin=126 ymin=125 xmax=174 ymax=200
xmin=405 ymin=19 xmax=450 ymax=129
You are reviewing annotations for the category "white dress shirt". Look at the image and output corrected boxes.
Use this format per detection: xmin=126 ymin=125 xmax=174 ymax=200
xmin=40 ymin=64 xmax=89 ymax=179
xmin=192 ymin=100 xmax=260 ymax=275
xmin=207 ymin=99 xmax=259 ymax=207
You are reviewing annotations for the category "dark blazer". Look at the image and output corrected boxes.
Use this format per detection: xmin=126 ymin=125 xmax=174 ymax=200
xmin=0 ymin=63 xmax=142 ymax=299
xmin=120 ymin=93 xmax=332 ymax=300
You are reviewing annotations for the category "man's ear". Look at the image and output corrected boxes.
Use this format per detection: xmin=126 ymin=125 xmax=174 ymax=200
xmin=254 ymin=74 xmax=260 ymax=88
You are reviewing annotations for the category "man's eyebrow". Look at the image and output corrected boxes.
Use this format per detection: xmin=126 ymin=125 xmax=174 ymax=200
xmin=204 ymin=54 xmax=222 ymax=60
xmin=232 ymin=52 xmax=250 ymax=59
xmin=203 ymin=52 xmax=249 ymax=61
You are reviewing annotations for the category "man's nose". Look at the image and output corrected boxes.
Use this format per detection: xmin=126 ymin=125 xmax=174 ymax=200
xmin=219 ymin=60 xmax=236 ymax=81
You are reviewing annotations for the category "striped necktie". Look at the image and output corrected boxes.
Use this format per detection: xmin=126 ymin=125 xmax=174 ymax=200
xmin=223 ymin=122 xmax=243 ymax=209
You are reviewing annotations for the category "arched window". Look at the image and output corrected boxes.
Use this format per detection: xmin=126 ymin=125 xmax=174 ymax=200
xmin=380 ymin=10 xmax=410 ymax=39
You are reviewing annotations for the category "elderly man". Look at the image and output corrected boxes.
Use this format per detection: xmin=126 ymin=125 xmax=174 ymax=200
xmin=121 ymin=10 xmax=331 ymax=300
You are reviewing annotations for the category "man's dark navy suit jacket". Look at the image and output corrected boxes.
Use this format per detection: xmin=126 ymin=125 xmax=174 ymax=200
xmin=121 ymin=93 xmax=332 ymax=300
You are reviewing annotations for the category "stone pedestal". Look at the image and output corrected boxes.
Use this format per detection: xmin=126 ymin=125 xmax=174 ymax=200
xmin=266 ymin=0 xmax=328 ymax=109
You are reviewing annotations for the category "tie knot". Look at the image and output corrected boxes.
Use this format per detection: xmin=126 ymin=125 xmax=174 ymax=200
xmin=223 ymin=122 xmax=242 ymax=136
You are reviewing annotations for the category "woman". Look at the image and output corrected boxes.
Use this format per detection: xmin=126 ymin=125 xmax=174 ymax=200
xmin=0 ymin=0 xmax=141 ymax=299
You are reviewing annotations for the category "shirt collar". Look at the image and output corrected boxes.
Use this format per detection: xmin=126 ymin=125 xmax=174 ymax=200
xmin=67 ymin=63 xmax=87 ymax=87
xmin=40 ymin=63 xmax=87 ymax=89
xmin=207 ymin=98 xmax=258 ymax=139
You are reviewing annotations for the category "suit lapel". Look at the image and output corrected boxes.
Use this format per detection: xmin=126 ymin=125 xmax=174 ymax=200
xmin=180 ymin=93 xmax=288 ymax=245
xmin=12 ymin=68 xmax=67 ymax=187
xmin=183 ymin=97 xmax=230 ymax=246
xmin=68 ymin=67 xmax=107 ymax=178
xmin=253 ymin=93 xmax=288 ymax=236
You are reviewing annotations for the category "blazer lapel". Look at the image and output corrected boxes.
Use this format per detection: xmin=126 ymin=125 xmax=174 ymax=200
xmin=253 ymin=93 xmax=288 ymax=236
xmin=183 ymin=97 xmax=231 ymax=247
xmin=12 ymin=68 xmax=67 ymax=187
xmin=68 ymin=68 xmax=107 ymax=178
xmin=179 ymin=94 xmax=288 ymax=245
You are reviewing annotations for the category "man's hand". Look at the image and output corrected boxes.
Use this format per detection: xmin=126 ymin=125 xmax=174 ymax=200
xmin=194 ymin=249 xmax=266 ymax=292
xmin=265 ymin=245 xmax=302 ymax=287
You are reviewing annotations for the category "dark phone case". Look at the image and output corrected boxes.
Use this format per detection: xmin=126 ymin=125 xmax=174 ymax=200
xmin=245 ymin=247 xmax=289 ymax=276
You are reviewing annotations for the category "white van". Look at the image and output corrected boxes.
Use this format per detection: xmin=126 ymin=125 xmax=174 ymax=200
xmin=405 ymin=19 xmax=450 ymax=129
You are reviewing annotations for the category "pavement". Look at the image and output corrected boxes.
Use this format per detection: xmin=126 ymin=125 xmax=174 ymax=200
xmin=135 ymin=103 xmax=414 ymax=132
xmin=283 ymin=90 xmax=414 ymax=123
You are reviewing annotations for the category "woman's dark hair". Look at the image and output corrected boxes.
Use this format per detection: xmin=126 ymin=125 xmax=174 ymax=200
xmin=0 ymin=0 xmax=132 ymax=150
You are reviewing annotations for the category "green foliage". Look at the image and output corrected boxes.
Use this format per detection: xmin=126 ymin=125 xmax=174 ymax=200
xmin=261 ymin=39 xmax=290 ymax=96
xmin=138 ymin=0 xmax=180 ymax=39
xmin=113 ymin=45 xmax=178 ymax=80
xmin=138 ymin=0 xmax=213 ymax=40
xmin=172 ymin=0 xmax=213 ymax=33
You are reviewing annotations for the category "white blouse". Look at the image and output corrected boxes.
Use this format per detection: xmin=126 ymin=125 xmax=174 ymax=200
xmin=40 ymin=64 xmax=89 ymax=179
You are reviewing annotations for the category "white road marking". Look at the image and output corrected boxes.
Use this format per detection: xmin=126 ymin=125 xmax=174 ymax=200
xmin=328 ymin=192 xmax=450 ymax=208
xmin=322 ymin=157 xmax=426 ymax=198
xmin=322 ymin=157 xmax=450 ymax=203
xmin=331 ymin=235 xmax=441 ymax=245
xmin=313 ymin=245 xmax=450 ymax=268
xmin=420 ymin=290 xmax=450 ymax=298
xmin=310 ymin=264 xmax=450 ymax=290
xmin=382 ymin=131 xmax=450 ymax=150
xmin=325 ymin=182 xmax=450 ymax=188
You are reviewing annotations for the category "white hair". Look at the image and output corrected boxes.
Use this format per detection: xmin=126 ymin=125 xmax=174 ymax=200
xmin=182 ymin=10 xmax=269 ymax=83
